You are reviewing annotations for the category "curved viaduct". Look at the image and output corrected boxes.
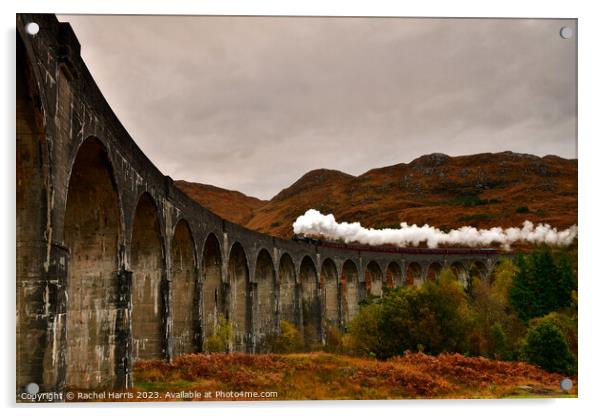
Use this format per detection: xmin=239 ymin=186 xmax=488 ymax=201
xmin=16 ymin=14 xmax=507 ymax=392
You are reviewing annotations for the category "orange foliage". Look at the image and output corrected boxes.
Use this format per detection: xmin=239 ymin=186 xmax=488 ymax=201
xmin=130 ymin=352 xmax=576 ymax=401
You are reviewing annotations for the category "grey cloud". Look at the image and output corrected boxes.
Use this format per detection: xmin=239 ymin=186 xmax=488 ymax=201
xmin=58 ymin=15 xmax=577 ymax=199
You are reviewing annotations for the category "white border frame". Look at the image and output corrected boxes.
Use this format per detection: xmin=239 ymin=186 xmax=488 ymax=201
xmin=3 ymin=1 xmax=600 ymax=415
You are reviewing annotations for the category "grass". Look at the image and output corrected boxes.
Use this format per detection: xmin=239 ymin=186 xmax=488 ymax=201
xmin=128 ymin=352 xmax=576 ymax=401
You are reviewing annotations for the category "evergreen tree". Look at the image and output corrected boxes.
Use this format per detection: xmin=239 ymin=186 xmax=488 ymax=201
xmin=554 ymin=253 xmax=577 ymax=312
xmin=509 ymin=248 xmax=576 ymax=322
xmin=509 ymin=254 xmax=537 ymax=321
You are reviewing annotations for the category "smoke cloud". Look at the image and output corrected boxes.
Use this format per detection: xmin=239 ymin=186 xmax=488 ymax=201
xmin=293 ymin=209 xmax=578 ymax=250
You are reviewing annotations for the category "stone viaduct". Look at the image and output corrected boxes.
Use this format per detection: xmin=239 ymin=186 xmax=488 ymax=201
xmin=16 ymin=14 xmax=507 ymax=393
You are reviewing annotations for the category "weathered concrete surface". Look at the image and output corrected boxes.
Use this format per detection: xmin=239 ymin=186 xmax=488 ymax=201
xmin=16 ymin=14 xmax=508 ymax=395
xmin=200 ymin=233 xmax=223 ymax=349
xmin=131 ymin=192 xmax=165 ymax=361
xmin=227 ymin=242 xmax=249 ymax=353
xmin=385 ymin=262 xmax=403 ymax=288
xmin=171 ymin=220 xmax=198 ymax=356
xmin=342 ymin=260 xmax=360 ymax=326
xmin=253 ymin=249 xmax=276 ymax=352
xmin=63 ymin=138 xmax=121 ymax=388
xmin=277 ymin=254 xmax=297 ymax=328
xmin=365 ymin=261 xmax=383 ymax=297
xmin=320 ymin=258 xmax=339 ymax=335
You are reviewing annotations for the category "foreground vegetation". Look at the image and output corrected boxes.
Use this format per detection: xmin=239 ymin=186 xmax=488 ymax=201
xmin=346 ymin=247 xmax=578 ymax=375
xmin=133 ymin=352 xmax=575 ymax=400
xmin=130 ymin=246 xmax=578 ymax=401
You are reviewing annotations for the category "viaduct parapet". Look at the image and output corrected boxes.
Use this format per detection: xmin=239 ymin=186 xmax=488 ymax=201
xmin=16 ymin=14 xmax=508 ymax=393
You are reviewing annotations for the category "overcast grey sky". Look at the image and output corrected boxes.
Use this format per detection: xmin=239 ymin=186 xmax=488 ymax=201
xmin=59 ymin=15 xmax=577 ymax=200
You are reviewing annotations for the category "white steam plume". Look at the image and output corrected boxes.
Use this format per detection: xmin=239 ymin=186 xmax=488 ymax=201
xmin=293 ymin=209 xmax=578 ymax=250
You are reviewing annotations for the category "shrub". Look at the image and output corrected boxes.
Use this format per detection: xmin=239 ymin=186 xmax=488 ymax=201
xmin=205 ymin=314 xmax=232 ymax=352
xmin=515 ymin=206 xmax=530 ymax=213
xmin=347 ymin=302 xmax=382 ymax=356
xmin=268 ymin=320 xmax=304 ymax=353
xmin=348 ymin=273 xmax=472 ymax=359
xmin=489 ymin=322 xmax=512 ymax=361
xmin=521 ymin=320 xmax=576 ymax=375
xmin=530 ymin=312 xmax=577 ymax=357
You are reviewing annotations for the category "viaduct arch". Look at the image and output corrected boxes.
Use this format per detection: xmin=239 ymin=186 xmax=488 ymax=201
xmin=15 ymin=14 xmax=508 ymax=393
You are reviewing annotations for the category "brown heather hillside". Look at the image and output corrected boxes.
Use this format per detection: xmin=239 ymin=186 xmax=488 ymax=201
xmin=174 ymin=180 xmax=266 ymax=225
xmin=176 ymin=152 xmax=577 ymax=240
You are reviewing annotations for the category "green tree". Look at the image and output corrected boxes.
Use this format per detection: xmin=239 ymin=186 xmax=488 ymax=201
xmin=348 ymin=271 xmax=471 ymax=359
xmin=347 ymin=301 xmax=382 ymax=356
xmin=521 ymin=319 xmax=576 ymax=375
xmin=509 ymin=248 xmax=576 ymax=322
xmin=466 ymin=260 xmax=525 ymax=359
xmin=490 ymin=258 xmax=518 ymax=303
xmin=553 ymin=253 xmax=577 ymax=313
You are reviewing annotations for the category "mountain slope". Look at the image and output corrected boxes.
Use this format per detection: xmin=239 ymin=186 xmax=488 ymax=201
xmin=177 ymin=152 xmax=577 ymax=240
xmin=174 ymin=180 xmax=266 ymax=225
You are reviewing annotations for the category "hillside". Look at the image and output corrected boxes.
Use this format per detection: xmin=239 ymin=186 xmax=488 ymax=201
xmin=174 ymin=180 xmax=266 ymax=225
xmin=177 ymin=152 xmax=577 ymax=240
xmin=129 ymin=352 xmax=575 ymax=400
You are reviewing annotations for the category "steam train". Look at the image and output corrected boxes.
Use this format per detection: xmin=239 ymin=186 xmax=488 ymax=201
xmin=292 ymin=235 xmax=499 ymax=256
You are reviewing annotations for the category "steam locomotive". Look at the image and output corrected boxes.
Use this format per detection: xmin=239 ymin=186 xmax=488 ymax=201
xmin=292 ymin=234 xmax=499 ymax=255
